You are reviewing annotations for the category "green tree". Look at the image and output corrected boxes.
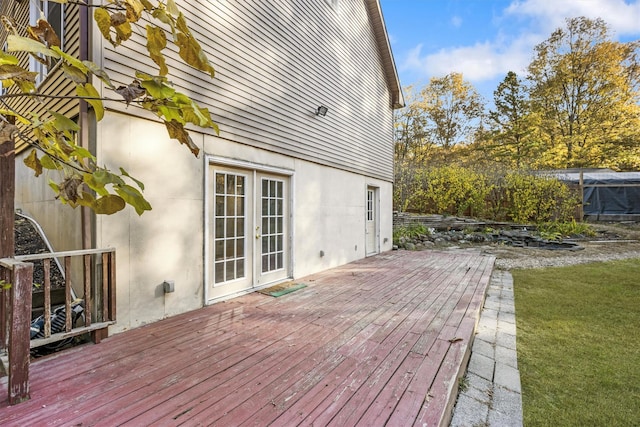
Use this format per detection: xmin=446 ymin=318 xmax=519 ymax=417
xmin=419 ymin=72 xmax=484 ymax=149
xmin=527 ymin=17 xmax=640 ymax=169
xmin=486 ymin=71 xmax=539 ymax=169
xmin=1 ymin=0 xmax=218 ymax=215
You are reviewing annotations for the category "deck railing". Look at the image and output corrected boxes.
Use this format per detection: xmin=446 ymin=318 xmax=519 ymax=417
xmin=0 ymin=248 xmax=116 ymax=405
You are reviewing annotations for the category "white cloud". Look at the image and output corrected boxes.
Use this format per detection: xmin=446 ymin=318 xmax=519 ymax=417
xmin=451 ymin=15 xmax=462 ymax=28
xmin=505 ymin=0 xmax=640 ymax=36
xmin=398 ymin=0 xmax=640 ymax=84
xmin=400 ymin=35 xmax=537 ymax=83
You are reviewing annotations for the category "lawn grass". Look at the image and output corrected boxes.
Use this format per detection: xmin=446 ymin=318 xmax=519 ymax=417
xmin=512 ymin=259 xmax=640 ymax=427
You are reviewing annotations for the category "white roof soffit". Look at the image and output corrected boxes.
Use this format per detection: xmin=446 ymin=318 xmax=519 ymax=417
xmin=365 ymin=0 xmax=405 ymax=109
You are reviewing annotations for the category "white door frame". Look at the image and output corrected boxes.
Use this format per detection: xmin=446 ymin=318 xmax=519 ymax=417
xmin=204 ymin=155 xmax=294 ymax=304
xmin=365 ymin=185 xmax=380 ymax=256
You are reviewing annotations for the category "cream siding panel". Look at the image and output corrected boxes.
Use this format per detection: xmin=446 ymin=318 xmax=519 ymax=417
xmin=102 ymin=0 xmax=394 ymax=181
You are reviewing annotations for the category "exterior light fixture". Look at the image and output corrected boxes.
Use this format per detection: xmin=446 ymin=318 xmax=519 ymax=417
xmin=316 ymin=106 xmax=328 ymax=116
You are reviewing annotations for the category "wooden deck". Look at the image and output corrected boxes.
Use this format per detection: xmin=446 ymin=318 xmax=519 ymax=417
xmin=0 ymin=250 xmax=494 ymax=427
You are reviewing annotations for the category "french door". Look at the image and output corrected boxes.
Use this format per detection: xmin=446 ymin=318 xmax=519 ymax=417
xmin=207 ymin=165 xmax=290 ymax=302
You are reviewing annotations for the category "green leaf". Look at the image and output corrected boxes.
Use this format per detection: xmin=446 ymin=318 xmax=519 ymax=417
xmin=40 ymin=154 xmax=59 ymax=170
xmin=157 ymin=105 xmax=184 ymax=123
xmin=139 ymin=78 xmax=175 ymax=99
xmin=53 ymin=47 xmax=88 ymax=74
xmin=48 ymin=179 xmax=60 ymax=194
xmin=83 ymin=173 xmax=108 ymax=196
xmin=15 ymin=80 xmax=36 ymax=93
xmin=92 ymin=169 xmax=125 ymax=187
xmin=165 ymin=120 xmax=200 ymax=156
xmin=70 ymin=145 xmax=94 ymax=161
xmin=93 ymin=195 xmax=126 ymax=215
xmin=6 ymin=35 xmax=60 ymax=58
xmin=76 ymin=83 xmax=104 ymax=121
xmin=49 ymin=110 xmax=79 ymax=132
xmin=120 ymin=167 xmax=145 ymax=191
xmin=24 ymin=149 xmax=43 ymax=177
xmin=82 ymin=61 xmax=114 ymax=88
xmin=62 ymin=63 xmax=87 ymax=83
xmin=0 ymin=51 xmax=19 ymax=66
xmin=146 ymin=25 xmax=168 ymax=76
xmin=115 ymin=184 xmax=152 ymax=215
xmin=0 ymin=109 xmax=30 ymax=125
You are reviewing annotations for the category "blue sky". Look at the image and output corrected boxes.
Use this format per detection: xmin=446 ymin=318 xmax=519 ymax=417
xmin=379 ymin=0 xmax=640 ymax=103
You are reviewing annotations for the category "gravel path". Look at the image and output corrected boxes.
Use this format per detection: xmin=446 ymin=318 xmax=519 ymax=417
xmin=494 ymin=248 xmax=640 ymax=270
xmin=437 ymin=237 xmax=640 ymax=270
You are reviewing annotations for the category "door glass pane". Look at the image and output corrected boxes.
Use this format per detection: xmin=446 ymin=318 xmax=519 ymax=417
xmin=236 ymin=238 xmax=244 ymax=257
xmin=214 ymin=262 xmax=224 ymax=284
xmin=215 ymin=240 xmax=224 ymax=261
xmin=226 ymin=261 xmax=235 ymax=280
xmin=226 ymin=195 xmax=235 ymax=216
xmin=226 ymin=218 xmax=235 ymax=237
xmin=225 ymin=239 xmax=235 ymax=258
xmin=226 ymin=175 xmax=236 ymax=195
xmin=215 ymin=218 xmax=224 ymax=236
xmin=213 ymin=171 xmax=247 ymax=284
xmin=216 ymin=174 xmax=225 ymax=193
xmin=215 ymin=196 xmax=225 ymax=216
xmin=260 ymin=178 xmax=285 ymax=274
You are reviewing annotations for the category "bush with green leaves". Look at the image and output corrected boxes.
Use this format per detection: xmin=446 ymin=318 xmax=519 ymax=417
xmin=399 ymin=166 xmax=581 ymax=224
xmin=406 ymin=165 xmax=492 ymax=217
xmin=393 ymin=223 xmax=430 ymax=245
xmin=504 ymin=172 xmax=579 ymax=223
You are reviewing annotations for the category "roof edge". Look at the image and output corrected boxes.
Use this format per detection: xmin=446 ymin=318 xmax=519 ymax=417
xmin=365 ymin=0 xmax=405 ymax=109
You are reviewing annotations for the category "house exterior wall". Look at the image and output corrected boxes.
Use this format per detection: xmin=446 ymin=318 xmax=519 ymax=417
xmin=4 ymin=0 xmax=398 ymax=333
xmin=100 ymin=0 xmax=395 ymax=181
xmin=96 ymin=113 xmax=393 ymax=332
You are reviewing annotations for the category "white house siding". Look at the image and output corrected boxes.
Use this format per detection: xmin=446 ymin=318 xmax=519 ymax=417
xmin=100 ymin=0 xmax=395 ymax=182
xmin=95 ymin=112 xmax=393 ymax=333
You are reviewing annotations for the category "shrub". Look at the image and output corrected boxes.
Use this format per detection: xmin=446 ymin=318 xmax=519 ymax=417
xmin=406 ymin=165 xmax=492 ymax=217
xmin=504 ymin=172 xmax=579 ymax=223
xmin=398 ymin=166 xmax=581 ymax=224
xmin=393 ymin=223 xmax=430 ymax=244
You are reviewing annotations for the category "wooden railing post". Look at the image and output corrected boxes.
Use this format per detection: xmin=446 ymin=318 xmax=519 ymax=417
xmin=1 ymin=118 xmax=17 ymax=352
xmin=8 ymin=260 xmax=33 ymax=405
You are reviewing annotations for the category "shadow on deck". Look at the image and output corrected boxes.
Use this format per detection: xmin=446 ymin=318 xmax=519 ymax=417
xmin=0 ymin=250 xmax=494 ymax=427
